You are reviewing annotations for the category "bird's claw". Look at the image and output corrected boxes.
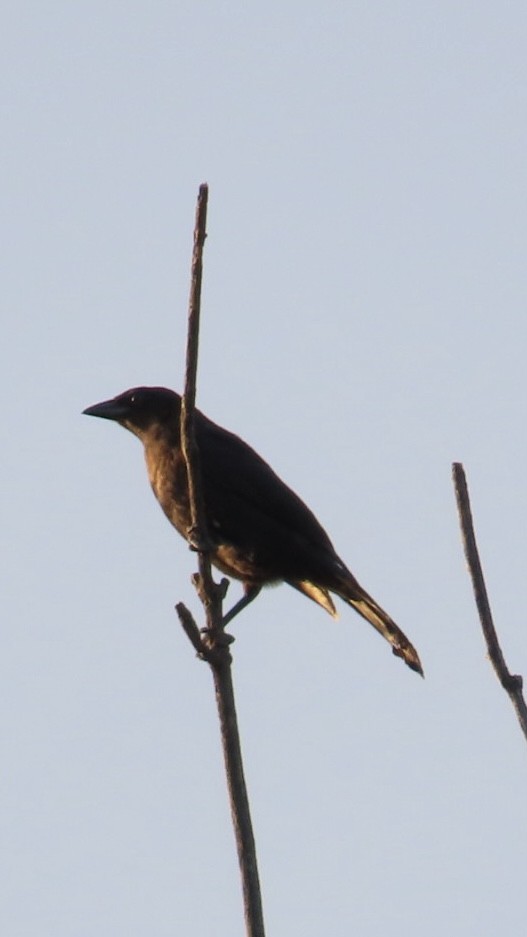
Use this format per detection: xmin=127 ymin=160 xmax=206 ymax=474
xmin=187 ymin=525 xmax=212 ymax=552
xmin=200 ymin=627 xmax=235 ymax=647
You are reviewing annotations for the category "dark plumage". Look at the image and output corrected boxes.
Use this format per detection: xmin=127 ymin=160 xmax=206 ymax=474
xmin=83 ymin=386 xmax=423 ymax=675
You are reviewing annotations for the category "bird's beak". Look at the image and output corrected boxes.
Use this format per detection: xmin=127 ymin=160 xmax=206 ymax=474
xmin=83 ymin=398 xmax=128 ymax=421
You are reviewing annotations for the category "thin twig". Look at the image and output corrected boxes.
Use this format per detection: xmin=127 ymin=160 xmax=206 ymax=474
xmin=176 ymin=184 xmax=266 ymax=937
xmin=179 ymin=184 xmax=224 ymax=630
xmin=452 ymin=462 xmax=527 ymax=743
xmin=175 ymin=601 xmax=211 ymax=660
xmin=180 ymin=185 xmax=213 ymax=556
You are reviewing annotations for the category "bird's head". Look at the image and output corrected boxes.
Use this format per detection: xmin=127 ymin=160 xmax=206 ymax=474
xmin=83 ymin=386 xmax=181 ymax=442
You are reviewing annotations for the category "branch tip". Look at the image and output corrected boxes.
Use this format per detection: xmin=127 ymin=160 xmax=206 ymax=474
xmin=453 ymin=462 xmax=527 ymax=744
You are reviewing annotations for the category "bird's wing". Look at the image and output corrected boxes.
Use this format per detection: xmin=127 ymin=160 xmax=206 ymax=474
xmin=197 ymin=414 xmax=336 ymax=555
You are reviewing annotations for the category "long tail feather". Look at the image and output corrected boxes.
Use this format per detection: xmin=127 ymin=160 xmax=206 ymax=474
xmin=287 ymin=579 xmax=338 ymax=617
xmin=288 ymin=572 xmax=423 ymax=675
xmin=339 ymin=586 xmax=423 ymax=676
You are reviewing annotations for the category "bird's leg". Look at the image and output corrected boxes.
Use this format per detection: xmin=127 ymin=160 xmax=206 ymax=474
xmin=199 ymin=583 xmax=260 ymax=647
xmin=221 ymin=584 xmax=261 ymax=627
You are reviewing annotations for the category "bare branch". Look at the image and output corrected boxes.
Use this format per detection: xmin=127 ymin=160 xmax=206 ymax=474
xmin=180 ymin=183 xmax=212 ymax=556
xmin=452 ymin=462 xmax=527 ymax=743
xmin=211 ymin=659 xmax=265 ymax=936
xmin=177 ymin=184 xmax=266 ymax=937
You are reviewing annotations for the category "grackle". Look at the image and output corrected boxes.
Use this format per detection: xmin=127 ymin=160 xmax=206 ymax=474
xmin=83 ymin=387 xmax=423 ymax=675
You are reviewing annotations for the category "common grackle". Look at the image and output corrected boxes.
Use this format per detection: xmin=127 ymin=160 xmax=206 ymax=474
xmin=83 ymin=387 xmax=423 ymax=675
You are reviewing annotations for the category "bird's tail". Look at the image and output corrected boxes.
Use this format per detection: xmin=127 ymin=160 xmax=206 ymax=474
xmin=337 ymin=578 xmax=423 ymax=676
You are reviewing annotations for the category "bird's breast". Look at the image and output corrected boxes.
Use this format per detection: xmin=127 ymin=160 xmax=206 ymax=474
xmin=145 ymin=444 xmax=191 ymax=538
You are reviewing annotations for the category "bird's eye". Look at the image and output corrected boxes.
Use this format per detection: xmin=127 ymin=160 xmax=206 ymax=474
xmin=129 ymin=395 xmax=136 ymax=405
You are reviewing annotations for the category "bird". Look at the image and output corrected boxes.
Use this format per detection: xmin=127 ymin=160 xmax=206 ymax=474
xmin=83 ymin=386 xmax=423 ymax=675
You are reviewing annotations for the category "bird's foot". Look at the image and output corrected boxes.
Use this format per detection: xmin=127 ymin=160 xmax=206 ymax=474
xmin=200 ymin=627 xmax=235 ymax=647
xmin=186 ymin=524 xmax=214 ymax=553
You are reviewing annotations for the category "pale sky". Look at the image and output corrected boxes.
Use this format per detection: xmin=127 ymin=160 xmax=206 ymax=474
xmin=3 ymin=3 xmax=527 ymax=935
